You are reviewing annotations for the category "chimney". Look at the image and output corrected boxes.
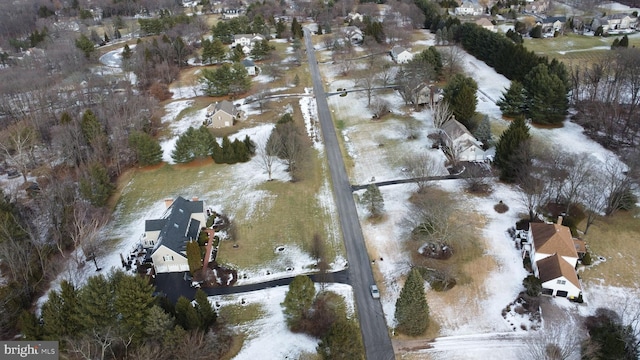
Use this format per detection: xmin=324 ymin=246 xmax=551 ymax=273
xmin=192 ymin=197 xmax=199 ymax=202
xmin=164 ymin=198 xmax=174 ymax=209
xmin=557 ymin=216 xmax=563 ymax=226
xmin=203 ymin=229 xmax=215 ymax=270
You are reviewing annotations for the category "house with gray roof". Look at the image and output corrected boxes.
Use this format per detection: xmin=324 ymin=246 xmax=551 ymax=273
xmin=205 ymin=100 xmax=242 ymax=128
xmin=142 ymin=197 xmax=206 ymax=274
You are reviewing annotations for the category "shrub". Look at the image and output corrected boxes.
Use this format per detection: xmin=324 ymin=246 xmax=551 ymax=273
xmin=523 ymin=275 xmax=541 ymax=297
xmin=582 ymin=251 xmax=592 ymax=266
xmin=149 ymin=82 xmax=173 ymax=101
xmin=494 ymin=201 xmax=509 ymax=213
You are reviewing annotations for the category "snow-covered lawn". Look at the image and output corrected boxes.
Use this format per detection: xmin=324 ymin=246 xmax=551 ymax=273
xmin=211 ymin=283 xmax=354 ymax=360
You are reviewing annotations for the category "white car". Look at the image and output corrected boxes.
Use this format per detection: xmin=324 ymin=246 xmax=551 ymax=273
xmin=370 ymin=285 xmax=380 ymax=299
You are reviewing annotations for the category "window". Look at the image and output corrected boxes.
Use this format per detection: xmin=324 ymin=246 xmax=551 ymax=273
xmin=557 ymin=279 xmax=566 ymax=285
xmin=163 ymin=255 xmax=174 ymax=261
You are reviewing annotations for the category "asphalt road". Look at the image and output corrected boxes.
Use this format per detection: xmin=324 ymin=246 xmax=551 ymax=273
xmin=303 ymin=28 xmax=396 ymax=360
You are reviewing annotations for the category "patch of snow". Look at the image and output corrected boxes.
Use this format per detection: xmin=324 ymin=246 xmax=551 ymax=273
xmin=209 ymin=283 xmax=354 ymax=360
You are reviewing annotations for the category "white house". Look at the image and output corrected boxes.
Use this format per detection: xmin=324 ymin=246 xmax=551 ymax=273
xmin=241 ymin=58 xmax=257 ymax=76
xmin=231 ymin=33 xmax=266 ymax=53
xmin=593 ymin=13 xmax=637 ymax=33
xmin=538 ymin=16 xmax=566 ymax=34
xmin=455 ymin=1 xmax=484 ymax=16
xmin=341 ymin=26 xmax=364 ymax=44
xmin=440 ymin=119 xmax=485 ymax=162
xmin=524 ymin=217 xmax=582 ymax=299
xmin=390 ymin=45 xmax=413 ymax=64
xmin=142 ymin=197 xmax=206 ymax=274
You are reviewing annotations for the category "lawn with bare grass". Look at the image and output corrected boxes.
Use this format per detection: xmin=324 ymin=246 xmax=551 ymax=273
xmin=580 ymin=211 xmax=640 ymax=288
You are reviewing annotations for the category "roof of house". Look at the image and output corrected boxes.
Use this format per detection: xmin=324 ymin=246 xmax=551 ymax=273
xmin=441 ymin=119 xmax=476 ymax=142
xmin=152 ymin=196 xmax=204 ymax=255
xmin=536 ymin=253 xmax=581 ymax=288
xmin=208 ymin=100 xmax=238 ymax=116
xmin=145 ymin=219 xmax=167 ymax=232
xmin=530 ymin=222 xmax=578 ymax=259
xmin=542 ymin=16 xmax=566 ymax=24
xmin=391 ymin=45 xmax=409 ymax=57
xmin=241 ymin=59 xmax=255 ymax=67
xmin=475 ymin=18 xmax=494 ymax=27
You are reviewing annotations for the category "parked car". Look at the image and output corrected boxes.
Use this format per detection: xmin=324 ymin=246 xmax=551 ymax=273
xmin=370 ymin=284 xmax=380 ymax=299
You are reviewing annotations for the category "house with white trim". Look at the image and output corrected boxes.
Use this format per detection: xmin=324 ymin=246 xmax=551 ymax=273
xmin=440 ymin=119 xmax=485 ymax=162
xmin=390 ymin=45 xmax=413 ymax=64
xmin=455 ymin=1 xmax=484 ymax=16
xmin=231 ymin=33 xmax=266 ymax=53
xmin=523 ymin=217 xmax=582 ymax=299
xmin=142 ymin=197 xmax=206 ymax=274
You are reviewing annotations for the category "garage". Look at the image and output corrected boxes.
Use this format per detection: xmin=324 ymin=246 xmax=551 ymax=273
xmin=542 ymin=288 xmax=553 ymax=296
xmin=556 ymin=290 xmax=568 ymax=297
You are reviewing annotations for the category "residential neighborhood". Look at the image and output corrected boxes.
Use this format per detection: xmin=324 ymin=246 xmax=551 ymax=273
xmin=0 ymin=0 xmax=639 ymax=359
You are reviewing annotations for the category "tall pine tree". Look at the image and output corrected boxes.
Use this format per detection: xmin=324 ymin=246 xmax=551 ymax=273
xmin=443 ymin=74 xmax=478 ymax=131
xmin=282 ymin=275 xmax=315 ymax=331
xmin=497 ymin=80 xmax=526 ymax=117
xmin=361 ymin=184 xmax=384 ymax=218
xmin=194 ymin=289 xmax=217 ymax=331
xmin=523 ymin=64 xmax=568 ymax=125
xmin=129 ymin=131 xmax=163 ymax=166
xmin=175 ymin=296 xmax=202 ymax=331
xmin=394 ymin=268 xmax=429 ymax=336
xmin=494 ymin=115 xmax=531 ymax=183
xmin=114 ymin=272 xmax=155 ymax=344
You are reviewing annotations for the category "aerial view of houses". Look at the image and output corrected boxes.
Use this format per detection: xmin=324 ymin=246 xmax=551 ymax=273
xmin=1 ymin=0 xmax=640 ymax=359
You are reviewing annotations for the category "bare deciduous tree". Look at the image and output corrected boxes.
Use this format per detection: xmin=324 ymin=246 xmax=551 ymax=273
xmin=430 ymin=100 xmax=455 ymax=129
xmin=257 ymin=134 xmax=281 ymax=181
xmin=0 ymin=121 xmax=39 ymax=183
xmin=402 ymin=152 xmax=441 ymax=193
xmin=525 ymin=324 xmax=583 ymax=360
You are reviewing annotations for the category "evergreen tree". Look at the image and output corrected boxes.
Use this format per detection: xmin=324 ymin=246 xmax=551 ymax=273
xmin=474 ymin=115 xmax=492 ymax=148
xmin=129 ymin=131 xmax=163 ymax=166
xmin=229 ymin=46 xmax=244 ymax=62
xmin=75 ymin=34 xmax=95 ymax=58
xmin=121 ymin=43 xmax=132 ymax=60
xmin=361 ymin=184 xmax=384 ymax=218
xmin=221 ymin=136 xmax=235 ymax=163
xmin=233 ymin=139 xmax=250 ymax=162
xmin=523 ymin=64 xmax=568 ymax=125
xmin=186 ymin=240 xmax=202 ymax=275
xmin=620 ymin=34 xmax=629 ymax=47
xmin=41 ymin=281 xmax=82 ymax=339
xmin=104 ymin=32 xmax=110 ymax=43
xmin=114 ymin=272 xmax=155 ymax=344
xmin=211 ymin=38 xmax=227 ymax=63
xmin=317 ymin=319 xmax=365 ymax=360
xmin=493 ymin=115 xmax=531 ymax=182
xmin=529 ymin=25 xmax=542 ymax=38
xmin=171 ymin=126 xmax=215 ymax=163
xmin=243 ymin=135 xmax=256 ymax=154
xmin=291 ymin=17 xmax=303 ymax=39
xmin=79 ymin=163 xmax=114 ymax=207
xmin=443 ymin=74 xmax=478 ymax=131
xmin=59 ymin=111 xmax=73 ymax=124
xmin=194 ymin=289 xmax=217 ymax=331
xmin=114 ymin=28 xmax=122 ymax=39
xmin=211 ymin=140 xmax=223 ymax=163
xmin=80 ymin=109 xmax=102 ymax=144
xmin=282 ymin=275 xmax=315 ymax=331
xmin=18 ymin=310 xmax=42 ymax=340
xmin=275 ymin=18 xmax=286 ymax=38
xmin=201 ymin=38 xmax=214 ymax=64
xmin=78 ymin=273 xmax=117 ymax=332
xmin=394 ymin=268 xmax=429 ymax=336
xmin=175 ymin=296 xmax=202 ymax=331
xmin=144 ymin=305 xmax=174 ymax=342
xmin=497 ymin=80 xmax=526 ymax=117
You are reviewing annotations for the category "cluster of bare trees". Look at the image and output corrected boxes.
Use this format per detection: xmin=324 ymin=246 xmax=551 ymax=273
xmin=570 ymin=48 xmax=640 ymax=149
xmin=517 ymin=148 xmax=635 ymax=234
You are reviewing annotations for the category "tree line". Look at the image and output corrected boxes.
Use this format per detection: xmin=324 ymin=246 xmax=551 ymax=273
xmin=20 ymin=270 xmax=231 ymax=359
xmin=455 ymin=22 xmax=569 ymax=125
xmin=171 ymin=126 xmax=256 ymax=165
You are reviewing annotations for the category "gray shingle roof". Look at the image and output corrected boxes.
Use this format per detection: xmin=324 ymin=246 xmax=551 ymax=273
xmin=152 ymin=196 xmax=204 ymax=255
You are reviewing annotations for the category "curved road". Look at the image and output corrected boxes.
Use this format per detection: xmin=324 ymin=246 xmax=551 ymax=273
xmin=304 ymin=28 xmax=395 ymax=360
